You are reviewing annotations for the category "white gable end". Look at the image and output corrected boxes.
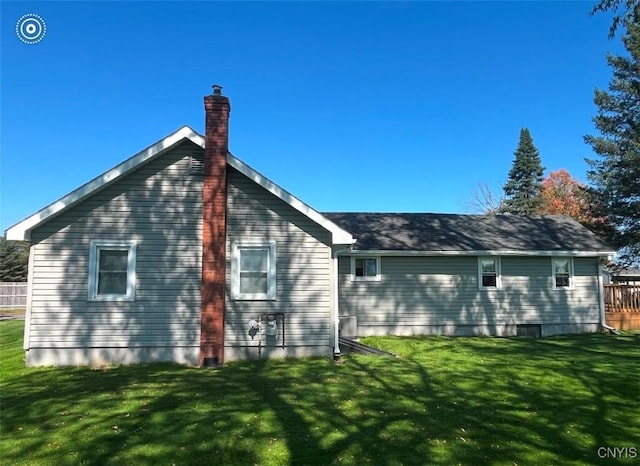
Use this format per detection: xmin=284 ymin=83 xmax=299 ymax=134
xmin=6 ymin=126 xmax=353 ymax=246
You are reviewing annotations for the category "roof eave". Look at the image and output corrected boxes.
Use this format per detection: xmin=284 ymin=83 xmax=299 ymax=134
xmin=341 ymin=249 xmax=616 ymax=257
xmin=5 ymin=126 xmax=354 ymax=246
xmin=226 ymin=155 xmax=354 ymax=246
xmin=5 ymin=126 xmax=204 ymax=241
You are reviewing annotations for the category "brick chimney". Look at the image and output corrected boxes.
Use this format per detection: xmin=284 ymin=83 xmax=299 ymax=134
xmin=200 ymin=84 xmax=230 ymax=367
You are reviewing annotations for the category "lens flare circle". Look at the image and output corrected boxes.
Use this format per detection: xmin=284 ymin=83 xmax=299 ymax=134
xmin=16 ymin=14 xmax=47 ymax=44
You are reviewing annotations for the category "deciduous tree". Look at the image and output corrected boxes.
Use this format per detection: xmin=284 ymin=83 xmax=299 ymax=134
xmin=539 ymin=169 xmax=590 ymax=220
xmin=464 ymin=182 xmax=503 ymax=215
xmin=537 ymin=170 xmax=614 ymax=241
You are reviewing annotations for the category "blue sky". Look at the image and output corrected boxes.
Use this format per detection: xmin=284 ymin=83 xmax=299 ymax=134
xmin=0 ymin=1 xmax=621 ymax=232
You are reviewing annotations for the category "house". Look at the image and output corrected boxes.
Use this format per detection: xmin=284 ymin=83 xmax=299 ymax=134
xmin=326 ymin=213 xmax=614 ymax=337
xmin=6 ymin=87 xmax=615 ymax=367
xmin=608 ymin=267 xmax=640 ymax=285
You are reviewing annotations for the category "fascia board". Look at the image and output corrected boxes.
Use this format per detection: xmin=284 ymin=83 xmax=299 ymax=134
xmin=6 ymin=126 xmax=203 ymax=241
xmin=340 ymin=249 xmax=616 ymax=257
xmin=226 ymin=155 xmax=354 ymax=246
xmin=5 ymin=125 xmax=355 ymax=247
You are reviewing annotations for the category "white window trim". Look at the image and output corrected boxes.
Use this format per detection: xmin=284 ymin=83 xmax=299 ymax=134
xmin=231 ymin=240 xmax=277 ymax=300
xmin=552 ymin=257 xmax=575 ymax=290
xmin=478 ymin=256 xmax=502 ymax=290
xmin=88 ymin=240 xmax=137 ymax=301
xmin=350 ymin=256 xmax=381 ymax=282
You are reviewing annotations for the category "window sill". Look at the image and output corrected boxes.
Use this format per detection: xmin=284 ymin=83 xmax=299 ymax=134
xmin=231 ymin=296 xmax=277 ymax=301
xmin=351 ymin=277 xmax=381 ymax=282
xmin=88 ymin=295 xmax=136 ymax=302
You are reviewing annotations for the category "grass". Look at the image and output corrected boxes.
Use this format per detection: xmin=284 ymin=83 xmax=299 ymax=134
xmin=1 ymin=321 xmax=639 ymax=465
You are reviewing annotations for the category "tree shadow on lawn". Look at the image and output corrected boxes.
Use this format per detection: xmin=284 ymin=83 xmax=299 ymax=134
xmin=360 ymin=332 xmax=640 ymax=465
xmin=1 ymin=363 xmax=273 ymax=465
xmin=454 ymin=333 xmax=640 ymax=456
xmin=241 ymin=332 xmax=640 ymax=465
xmin=2 ymin=333 xmax=639 ymax=465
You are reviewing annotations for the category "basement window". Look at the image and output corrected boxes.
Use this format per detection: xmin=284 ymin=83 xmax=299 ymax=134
xmin=552 ymin=258 xmax=574 ymax=289
xmin=517 ymin=324 xmax=542 ymax=337
xmin=478 ymin=257 xmax=501 ymax=289
xmin=88 ymin=240 xmax=137 ymax=301
xmin=231 ymin=241 xmax=276 ymax=300
xmin=351 ymin=257 xmax=381 ymax=281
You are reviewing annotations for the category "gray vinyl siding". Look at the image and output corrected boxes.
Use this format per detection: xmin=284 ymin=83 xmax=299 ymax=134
xmin=225 ymin=167 xmax=334 ymax=356
xmin=338 ymin=255 xmax=601 ymax=335
xmin=27 ymin=141 xmax=204 ymax=358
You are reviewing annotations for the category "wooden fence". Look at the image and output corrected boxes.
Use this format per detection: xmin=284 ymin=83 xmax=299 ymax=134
xmin=604 ymin=284 xmax=640 ymax=330
xmin=0 ymin=282 xmax=27 ymax=308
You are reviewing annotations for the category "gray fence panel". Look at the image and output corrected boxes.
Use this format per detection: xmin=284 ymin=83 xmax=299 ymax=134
xmin=0 ymin=282 xmax=27 ymax=308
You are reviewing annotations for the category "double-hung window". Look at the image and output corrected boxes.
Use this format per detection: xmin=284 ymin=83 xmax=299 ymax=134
xmin=88 ymin=240 xmax=137 ymax=301
xmin=231 ymin=241 xmax=276 ymax=300
xmin=552 ymin=258 xmax=573 ymax=289
xmin=351 ymin=257 xmax=381 ymax=281
xmin=478 ymin=257 xmax=501 ymax=289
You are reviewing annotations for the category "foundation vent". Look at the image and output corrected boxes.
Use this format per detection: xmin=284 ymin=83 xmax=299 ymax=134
xmin=516 ymin=324 xmax=541 ymax=338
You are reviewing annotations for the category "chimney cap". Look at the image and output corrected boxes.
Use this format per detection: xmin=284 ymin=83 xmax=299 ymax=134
xmin=212 ymin=84 xmax=223 ymax=96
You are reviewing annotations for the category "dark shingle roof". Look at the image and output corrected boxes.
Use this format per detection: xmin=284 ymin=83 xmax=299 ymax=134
xmin=323 ymin=213 xmax=613 ymax=253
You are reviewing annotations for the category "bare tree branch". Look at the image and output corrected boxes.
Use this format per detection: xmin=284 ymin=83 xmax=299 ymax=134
xmin=463 ymin=182 xmax=503 ymax=215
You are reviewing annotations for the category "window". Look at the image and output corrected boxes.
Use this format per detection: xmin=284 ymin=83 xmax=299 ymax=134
xmin=552 ymin=258 xmax=573 ymax=289
xmin=351 ymin=257 xmax=381 ymax=281
xmin=231 ymin=241 xmax=276 ymax=300
xmin=88 ymin=240 xmax=137 ymax=301
xmin=478 ymin=257 xmax=501 ymax=289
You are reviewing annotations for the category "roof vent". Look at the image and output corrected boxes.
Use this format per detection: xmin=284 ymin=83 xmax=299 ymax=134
xmin=189 ymin=153 xmax=204 ymax=174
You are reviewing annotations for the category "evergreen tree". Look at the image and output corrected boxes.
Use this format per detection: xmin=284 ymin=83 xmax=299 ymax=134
xmin=591 ymin=0 xmax=640 ymax=38
xmin=0 ymin=238 xmax=29 ymax=282
xmin=585 ymin=16 xmax=640 ymax=265
xmin=501 ymin=128 xmax=545 ymax=215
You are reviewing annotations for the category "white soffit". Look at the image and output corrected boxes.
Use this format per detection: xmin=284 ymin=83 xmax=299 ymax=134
xmin=6 ymin=126 xmax=203 ymax=241
xmin=226 ymin=155 xmax=354 ymax=245
xmin=6 ymin=126 xmax=354 ymax=246
xmin=341 ymin=249 xmax=615 ymax=257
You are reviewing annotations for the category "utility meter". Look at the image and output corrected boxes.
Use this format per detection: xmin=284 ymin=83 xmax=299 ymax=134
xmin=265 ymin=318 xmax=278 ymax=336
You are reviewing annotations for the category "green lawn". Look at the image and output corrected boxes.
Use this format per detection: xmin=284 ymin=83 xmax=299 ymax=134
xmin=1 ymin=321 xmax=638 ymax=465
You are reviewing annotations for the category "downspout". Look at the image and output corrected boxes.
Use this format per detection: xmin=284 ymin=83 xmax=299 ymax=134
xmin=332 ymin=251 xmax=340 ymax=359
xmin=332 ymin=247 xmax=352 ymax=359
xmin=23 ymin=244 xmax=35 ymax=353
xmin=597 ymin=258 xmax=620 ymax=334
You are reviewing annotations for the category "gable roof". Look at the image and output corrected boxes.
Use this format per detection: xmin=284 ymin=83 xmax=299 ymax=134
xmin=5 ymin=126 xmax=353 ymax=245
xmin=609 ymin=266 xmax=640 ymax=279
xmin=324 ymin=212 xmax=614 ymax=256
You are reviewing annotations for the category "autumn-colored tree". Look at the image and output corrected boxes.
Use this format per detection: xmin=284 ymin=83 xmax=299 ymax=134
xmin=538 ymin=169 xmax=616 ymax=243
xmin=539 ymin=169 xmax=590 ymax=220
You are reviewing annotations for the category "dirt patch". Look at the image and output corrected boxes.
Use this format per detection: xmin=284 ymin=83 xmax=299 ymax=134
xmin=0 ymin=309 xmax=25 ymax=320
